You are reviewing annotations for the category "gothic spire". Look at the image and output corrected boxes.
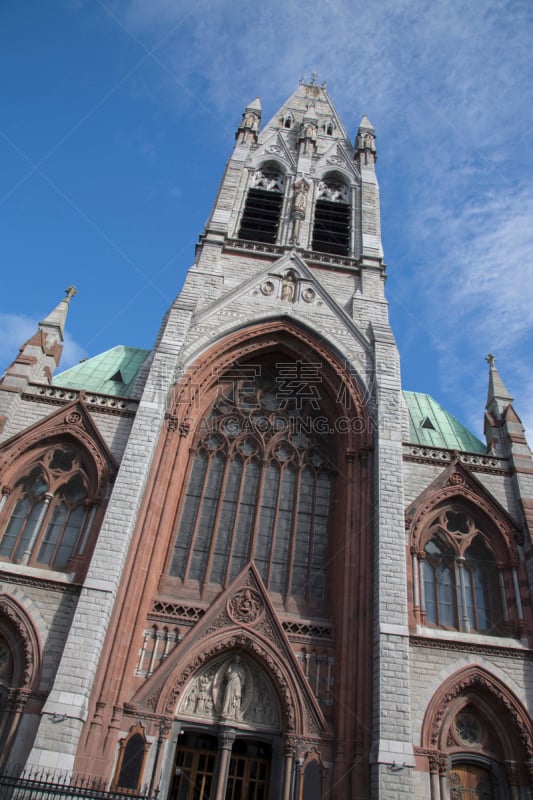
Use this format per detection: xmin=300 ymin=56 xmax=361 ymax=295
xmin=485 ymin=353 xmax=513 ymax=417
xmin=39 ymin=285 xmax=77 ymax=341
xmin=0 ymin=287 xmax=77 ymax=394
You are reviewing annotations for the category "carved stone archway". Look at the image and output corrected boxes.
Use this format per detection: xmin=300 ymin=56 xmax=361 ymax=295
xmin=0 ymin=595 xmax=41 ymax=766
xmin=419 ymin=666 xmax=533 ymax=797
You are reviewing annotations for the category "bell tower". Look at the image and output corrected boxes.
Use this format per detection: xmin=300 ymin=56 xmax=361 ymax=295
xmin=23 ymin=81 xmax=414 ymax=799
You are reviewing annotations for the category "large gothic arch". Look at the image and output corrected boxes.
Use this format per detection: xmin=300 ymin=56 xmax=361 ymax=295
xmin=169 ymin=317 xmax=372 ymax=445
xmin=75 ymin=317 xmax=375 ymax=795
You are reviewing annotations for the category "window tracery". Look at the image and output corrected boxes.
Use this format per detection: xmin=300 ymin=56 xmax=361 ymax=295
xmin=252 ymin=168 xmax=285 ymax=193
xmin=419 ymin=505 xmax=507 ymax=635
xmin=239 ymin=167 xmax=285 ymax=244
xmin=0 ymin=445 xmax=95 ymax=573
xmin=169 ymin=371 xmax=334 ymax=608
xmin=312 ymin=178 xmax=351 ymax=256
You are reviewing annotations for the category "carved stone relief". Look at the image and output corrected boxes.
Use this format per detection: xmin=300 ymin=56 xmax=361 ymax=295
xmin=178 ymin=653 xmax=280 ymax=730
xmin=227 ymin=588 xmax=264 ymax=625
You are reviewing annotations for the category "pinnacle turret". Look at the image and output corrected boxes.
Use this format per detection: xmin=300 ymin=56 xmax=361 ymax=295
xmin=356 ymin=115 xmax=377 ymax=159
xmin=485 ymin=353 xmax=513 ymax=418
xmin=1 ymin=287 xmax=76 ymax=390
xmin=0 ymin=287 xmax=77 ymax=436
xmin=236 ymin=97 xmax=262 ymax=143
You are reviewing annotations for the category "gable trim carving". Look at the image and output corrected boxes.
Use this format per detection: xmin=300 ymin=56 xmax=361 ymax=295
xmin=407 ymin=458 xmax=520 ymax=555
xmin=0 ymin=398 xmax=118 ymax=503
xmin=127 ymin=564 xmax=327 ymax=739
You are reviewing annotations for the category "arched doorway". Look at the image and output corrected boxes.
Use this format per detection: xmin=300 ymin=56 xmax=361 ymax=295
xmin=169 ymin=653 xmax=282 ymax=800
xmin=0 ymin=596 xmax=41 ymax=766
xmin=170 ymin=732 xmax=271 ymax=800
xmin=420 ymin=667 xmax=533 ymax=798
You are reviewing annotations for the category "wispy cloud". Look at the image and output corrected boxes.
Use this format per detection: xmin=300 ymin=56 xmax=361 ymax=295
xmin=101 ymin=0 xmax=533 ymax=436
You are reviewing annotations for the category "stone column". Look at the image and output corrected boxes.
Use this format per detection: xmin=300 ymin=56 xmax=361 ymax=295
xmin=21 ymin=493 xmax=52 ymax=564
xmin=504 ymin=760 xmax=521 ymax=800
xmin=428 ymin=752 xmax=443 ymax=800
xmin=282 ymin=742 xmax=296 ymax=800
xmin=213 ymin=728 xmax=235 ymax=800
xmin=456 ymin=557 xmax=470 ymax=632
xmin=438 ymin=756 xmax=448 ymax=800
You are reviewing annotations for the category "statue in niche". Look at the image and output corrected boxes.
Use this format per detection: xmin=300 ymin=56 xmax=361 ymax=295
xmin=183 ymin=682 xmax=198 ymax=713
xmin=281 ymin=273 xmax=296 ymax=303
xmin=195 ymin=674 xmax=212 ymax=714
xmin=243 ymin=112 xmax=259 ymax=131
xmin=222 ymin=656 xmax=246 ymax=720
xmin=292 ymin=182 xmax=308 ymax=215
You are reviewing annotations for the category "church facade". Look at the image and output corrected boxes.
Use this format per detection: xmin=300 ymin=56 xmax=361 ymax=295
xmin=0 ymin=80 xmax=532 ymax=799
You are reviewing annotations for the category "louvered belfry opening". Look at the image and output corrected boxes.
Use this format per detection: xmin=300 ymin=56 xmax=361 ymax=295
xmin=312 ymin=177 xmax=351 ymax=256
xmin=239 ymin=166 xmax=284 ymax=244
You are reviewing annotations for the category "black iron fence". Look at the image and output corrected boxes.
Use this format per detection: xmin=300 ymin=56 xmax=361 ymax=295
xmin=0 ymin=766 xmax=157 ymax=800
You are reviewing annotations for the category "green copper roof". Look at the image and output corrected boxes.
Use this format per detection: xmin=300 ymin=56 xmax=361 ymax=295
xmin=403 ymin=391 xmax=486 ymax=453
xmin=54 ymin=349 xmax=485 ymax=452
xmin=53 ymin=346 xmax=149 ymax=397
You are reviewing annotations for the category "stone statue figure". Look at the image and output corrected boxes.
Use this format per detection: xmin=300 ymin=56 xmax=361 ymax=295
xmin=281 ymin=273 xmax=296 ymax=302
xmin=222 ymin=656 xmax=245 ymax=719
xmin=292 ymin=182 xmax=308 ymax=215
xmin=243 ymin=112 xmax=258 ymax=131
xmin=195 ymin=674 xmax=212 ymax=714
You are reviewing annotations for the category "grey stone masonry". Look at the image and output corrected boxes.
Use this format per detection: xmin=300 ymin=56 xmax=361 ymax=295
xmin=26 ymin=300 xmax=195 ymax=770
xmin=370 ymin=320 xmax=416 ymax=793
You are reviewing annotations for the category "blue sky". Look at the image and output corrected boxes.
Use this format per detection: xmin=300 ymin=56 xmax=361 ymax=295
xmin=1 ymin=0 xmax=532 ymax=439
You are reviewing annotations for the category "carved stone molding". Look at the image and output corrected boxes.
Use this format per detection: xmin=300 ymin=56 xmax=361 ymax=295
xmin=425 ymin=667 xmax=533 ymax=760
xmin=0 ymin=595 xmax=40 ymax=689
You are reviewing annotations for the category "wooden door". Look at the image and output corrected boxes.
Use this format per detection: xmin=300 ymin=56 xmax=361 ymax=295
xmin=449 ymin=764 xmax=493 ymax=799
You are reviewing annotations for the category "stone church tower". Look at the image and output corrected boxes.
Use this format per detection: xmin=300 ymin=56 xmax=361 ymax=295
xmin=1 ymin=80 xmax=532 ymax=799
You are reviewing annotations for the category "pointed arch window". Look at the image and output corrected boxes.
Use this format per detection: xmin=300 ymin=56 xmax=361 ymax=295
xmin=169 ymin=370 xmax=334 ymax=609
xmin=282 ymin=112 xmax=293 ymax=129
xmin=312 ymin=177 xmax=351 ymax=256
xmin=0 ymin=446 xmax=96 ymax=573
xmin=419 ymin=507 xmax=507 ymax=636
xmin=239 ymin=166 xmax=285 ymax=244
xmin=113 ymin=726 xmax=148 ymax=792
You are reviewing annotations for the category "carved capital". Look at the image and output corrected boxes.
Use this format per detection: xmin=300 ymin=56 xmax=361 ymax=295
xmin=218 ymin=728 xmax=236 ymax=749
xmin=165 ymin=415 xmax=179 ymax=433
